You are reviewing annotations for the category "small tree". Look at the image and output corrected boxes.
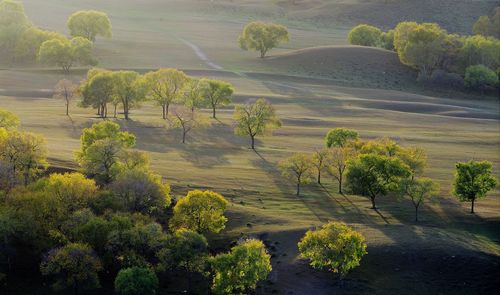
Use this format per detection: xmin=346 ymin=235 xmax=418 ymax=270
xmin=38 ymin=37 xmax=97 ymax=73
xmin=205 ymin=79 xmax=233 ymax=119
xmin=182 ymin=78 xmax=208 ymax=112
xmin=234 ymin=98 xmax=281 ymax=149
xmin=279 ymin=153 xmax=314 ymax=196
xmin=327 ymin=146 xmax=357 ymax=194
xmin=325 ymin=128 xmax=359 ymax=148
xmin=464 ymin=64 xmax=498 ymax=91
xmin=170 ymin=190 xmax=229 ymax=234
xmin=114 ymin=267 xmax=158 ymax=295
xmin=452 ymin=160 xmax=497 ymax=214
xmin=379 ymin=29 xmax=395 ymax=50
xmin=67 ymin=10 xmax=112 ymax=42
xmin=169 ymin=106 xmax=207 ymax=144
xmin=472 ymin=15 xmax=492 ymax=37
xmin=312 ymin=149 xmax=329 ymax=185
xmin=79 ymin=69 xmax=115 ymax=118
xmin=44 ymin=172 xmax=98 ymax=213
xmin=298 ymin=221 xmax=367 ymax=279
xmin=399 ymin=177 xmax=440 ymax=222
xmin=348 ymin=24 xmax=382 ymax=47
xmin=143 ymin=68 xmax=188 ymax=119
xmin=210 ymin=239 xmax=271 ymax=295
xmin=0 ymin=108 xmax=19 ymax=129
xmin=111 ymin=71 xmax=147 ymax=120
xmin=239 ymin=21 xmax=289 ymax=58
xmin=53 ymin=79 xmax=78 ymax=116
xmin=40 ymin=243 xmax=102 ymax=295
xmin=346 ymin=154 xmax=410 ymax=209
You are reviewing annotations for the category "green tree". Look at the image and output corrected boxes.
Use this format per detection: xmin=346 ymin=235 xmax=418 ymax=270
xmin=234 ymin=98 xmax=281 ymax=149
xmin=239 ymin=21 xmax=289 ymax=58
xmin=182 ymin=78 xmax=208 ymax=112
xmin=40 ymin=243 xmax=102 ymax=295
xmin=112 ymin=71 xmax=147 ymax=120
xmin=298 ymin=221 xmax=367 ymax=279
xmin=346 ymin=153 xmax=410 ymax=209
xmin=473 ymin=15 xmax=492 ymax=36
xmin=79 ymin=69 xmax=115 ymax=117
xmin=379 ymin=29 xmax=395 ymax=50
xmin=205 ymin=79 xmax=233 ymax=119
xmin=38 ymin=37 xmax=97 ymax=73
xmin=169 ymin=106 xmax=207 ymax=144
xmin=0 ymin=108 xmax=19 ymax=129
xmin=111 ymin=169 xmax=171 ymax=214
xmin=464 ymin=64 xmax=498 ymax=91
xmin=143 ymin=68 xmax=188 ymax=119
xmin=399 ymin=177 xmax=440 ymax=222
xmin=169 ymin=190 xmax=228 ymax=234
xmin=312 ymin=148 xmax=329 ymax=185
xmin=0 ymin=0 xmax=30 ymax=58
xmin=452 ymin=160 xmax=497 ymax=214
xmin=460 ymin=35 xmax=500 ymax=70
xmin=393 ymin=21 xmax=419 ymax=52
xmin=348 ymin=24 xmax=382 ymax=47
xmin=114 ymin=267 xmax=158 ymax=295
xmin=44 ymin=172 xmax=98 ymax=213
xmin=67 ymin=10 xmax=112 ymax=42
xmin=210 ymin=239 xmax=271 ymax=295
xmin=279 ymin=153 xmax=314 ymax=196
xmin=53 ymin=79 xmax=78 ymax=116
xmin=327 ymin=146 xmax=357 ymax=194
xmin=325 ymin=128 xmax=359 ymax=148
xmin=15 ymin=27 xmax=65 ymax=62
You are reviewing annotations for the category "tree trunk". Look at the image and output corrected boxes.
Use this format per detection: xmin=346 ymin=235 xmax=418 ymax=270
xmin=212 ymin=106 xmax=216 ymax=119
xmin=296 ymin=182 xmax=300 ymax=196
xmin=471 ymin=198 xmax=475 ymax=214
xmin=317 ymin=170 xmax=321 ymax=184
xmin=251 ymin=135 xmax=255 ymax=150
xmin=338 ymin=173 xmax=343 ymax=194
xmin=166 ymin=103 xmax=170 ymax=116
xmin=370 ymin=195 xmax=376 ymax=209
xmin=415 ymin=205 xmax=419 ymax=222
xmin=114 ymin=104 xmax=117 ymax=118
xmin=162 ymin=105 xmax=166 ymax=119
xmin=182 ymin=130 xmax=186 ymax=144
xmin=123 ymin=100 xmax=129 ymax=120
xmin=66 ymin=101 xmax=69 ymax=116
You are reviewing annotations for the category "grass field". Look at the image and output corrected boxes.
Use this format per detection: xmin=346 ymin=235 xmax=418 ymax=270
xmin=1 ymin=0 xmax=499 ymax=294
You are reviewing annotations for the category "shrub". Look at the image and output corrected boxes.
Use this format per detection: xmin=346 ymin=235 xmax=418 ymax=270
xmin=464 ymin=64 xmax=498 ymax=91
xmin=348 ymin=24 xmax=382 ymax=47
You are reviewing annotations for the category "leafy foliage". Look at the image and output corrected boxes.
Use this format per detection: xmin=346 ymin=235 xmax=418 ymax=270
xmin=239 ymin=21 xmax=289 ymax=58
xmin=325 ymin=128 xmax=359 ymax=148
xmin=114 ymin=267 xmax=158 ymax=295
xmin=279 ymin=153 xmax=314 ymax=196
xmin=67 ymin=10 xmax=112 ymax=42
xmin=205 ymin=79 xmax=234 ymax=119
xmin=464 ymin=64 xmax=498 ymax=90
xmin=38 ymin=37 xmax=97 ymax=72
xmin=143 ymin=68 xmax=188 ymax=119
xmin=348 ymin=24 xmax=382 ymax=47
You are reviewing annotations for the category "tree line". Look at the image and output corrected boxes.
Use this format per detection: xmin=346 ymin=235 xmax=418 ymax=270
xmin=347 ymin=7 xmax=500 ymax=93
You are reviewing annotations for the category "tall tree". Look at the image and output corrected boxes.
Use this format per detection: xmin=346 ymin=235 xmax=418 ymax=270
xmin=399 ymin=177 xmax=440 ymax=222
xmin=298 ymin=221 xmax=367 ymax=279
xmin=53 ymin=79 xmax=78 ymax=116
xmin=327 ymin=146 xmax=357 ymax=193
xmin=182 ymin=78 xmax=208 ymax=112
xmin=67 ymin=10 xmax=112 ymax=42
xmin=210 ymin=239 xmax=271 ymax=295
xmin=312 ymin=149 xmax=329 ymax=185
xmin=143 ymin=68 xmax=188 ymax=119
xmin=111 ymin=71 xmax=147 ymax=120
xmin=233 ymin=98 xmax=281 ymax=149
xmin=205 ymin=79 xmax=233 ymax=119
xmin=452 ymin=160 xmax=497 ymax=214
xmin=239 ymin=21 xmax=289 ymax=58
xmin=79 ymin=69 xmax=115 ymax=118
xmin=169 ymin=190 xmax=228 ymax=234
xmin=0 ymin=0 xmax=30 ymax=58
xmin=38 ymin=37 xmax=97 ymax=73
xmin=279 ymin=153 xmax=314 ymax=196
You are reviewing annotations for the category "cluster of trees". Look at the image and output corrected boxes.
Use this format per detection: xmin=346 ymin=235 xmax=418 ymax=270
xmin=347 ymin=11 xmax=500 ymax=92
xmin=279 ymin=128 xmax=497 ymax=221
xmin=239 ymin=21 xmax=290 ymax=58
xmin=0 ymin=0 xmax=109 ymax=69
xmin=0 ymin=113 xmax=274 ymax=294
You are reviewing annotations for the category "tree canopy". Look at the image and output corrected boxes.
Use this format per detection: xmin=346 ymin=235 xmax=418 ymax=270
xmin=279 ymin=153 xmax=314 ymax=196
xmin=205 ymin=79 xmax=234 ymax=119
xmin=67 ymin=10 xmax=112 ymax=42
xmin=38 ymin=37 xmax=97 ymax=72
xmin=325 ymin=128 xmax=359 ymax=148
xmin=114 ymin=267 xmax=158 ymax=295
xmin=348 ymin=24 xmax=382 ymax=47
xmin=239 ymin=21 xmax=289 ymax=58
xmin=143 ymin=68 xmax=188 ymax=119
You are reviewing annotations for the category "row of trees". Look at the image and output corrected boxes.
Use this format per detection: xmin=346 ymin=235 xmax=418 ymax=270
xmin=347 ymin=17 xmax=500 ymax=92
xmin=0 ymin=0 xmax=109 ymax=68
xmin=0 ymin=114 xmax=273 ymax=294
xmin=279 ymin=128 xmax=497 ymax=221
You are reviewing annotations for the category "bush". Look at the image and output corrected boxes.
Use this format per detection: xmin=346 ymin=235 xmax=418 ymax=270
xmin=429 ymin=69 xmax=464 ymax=90
xmin=348 ymin=24 xmax=382 ymax=47
xmin=115 ymin=267 xmax=158 ymax=295
xmin=379 ymin=30 xmax=395 ymax=50
xmin=464 ymin=64 xmax=498 ymax=91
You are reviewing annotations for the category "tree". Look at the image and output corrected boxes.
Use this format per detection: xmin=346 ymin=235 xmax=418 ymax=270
xmin=238 ymin=21 xmax=289 ymax=58
xmin=473 ymin=15 xmax=491 ymax=36
xmin=182 ymin=78 xmax=208 ymax=112
xmin=347 ymin=24 xmax=382 ymax=47
xmin=393 ymin=21 xmax=419 ymax=53
xmin=346 ymin=154 xmax=410 ymax=209
xmin=0 ymin=0 xmax=30 ymax=58
xmin=0 ymin=108 xmax=19 ymax=129
xmin=0 ymin=130 xmax=48 ymax=185
xmin=79 ymin=121 xmax=136 ymax=153
xmin=459 ymin=35 xmax=500 ymax=70
xmin=38 ymin=37 xmax=97 ymax=73
xmin=111 ymin=169 xmax=171 ymax=214
xmin=205 ymin=79 xmax=233 ymax=119
xmin=169 ymin=190 xmax=228 ymax=234
xmin=312 ymin=149 xmax=329 ymax=185
xmin=379 ymin=29 xmax=395 ymax=50
xmin=279 ymin=153 xmax=314 ymax=196
xmin=143 ymin=68 xmax=188 ymax=119
xmin=40 ymin=243 xmax=102 ymax=295
xmin=464 ymin=64 xmax=498 ymax=91
xmin=15 ymin=27 xmax=65 ymax=62
xmin=67 ymin=10 xmax=112 ymax=42
xmin=325 ymin=128 xmax=359 ymax=148
xmin=79 ymin=69 xmax=115 ymax=117
xmin=44 ymin=172 xmax=98 ymax=213
xmin=452 ymin=160 xmax=497 ymax=214
xmin=53 ymin=79 xmax=78 ymax=116
xmin=298 ymin=221 xmax=367 ymax=279
xmin=112 ymin=71 xmax=147 ymax=120
xmin=210 ymin=239 xmax=271 ymax=295
xmin=327 ymin=146 xmax=357 ymax=194
xmin=114 ymin=267 xmax=158 ymax=295
xmin=399 ymin=177 xmax=440 ymax=222
xmin=234 ymin=98 xmax=281 ymax=149
xmin=169 ymin=106 xmax=207 ymax=144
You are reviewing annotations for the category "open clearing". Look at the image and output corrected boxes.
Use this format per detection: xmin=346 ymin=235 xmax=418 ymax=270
xmin=1 ymin=0 xmax=499 ymax=294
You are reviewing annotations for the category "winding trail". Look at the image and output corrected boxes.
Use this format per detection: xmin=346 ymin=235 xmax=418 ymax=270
xmin=178 ymin=38 xmax=224 ymax=70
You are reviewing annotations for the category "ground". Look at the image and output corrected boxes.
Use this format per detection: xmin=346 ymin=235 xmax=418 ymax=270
xmin=0 ymin=0 xmax=499 ymax=294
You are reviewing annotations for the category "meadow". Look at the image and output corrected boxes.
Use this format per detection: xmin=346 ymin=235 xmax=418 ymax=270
xmin=1 ymin=0 xmax=499 ymax=294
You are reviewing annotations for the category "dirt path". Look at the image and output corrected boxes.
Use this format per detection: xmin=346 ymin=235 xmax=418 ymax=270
xmin=178 ymin=38 xmax=224 ymax=70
